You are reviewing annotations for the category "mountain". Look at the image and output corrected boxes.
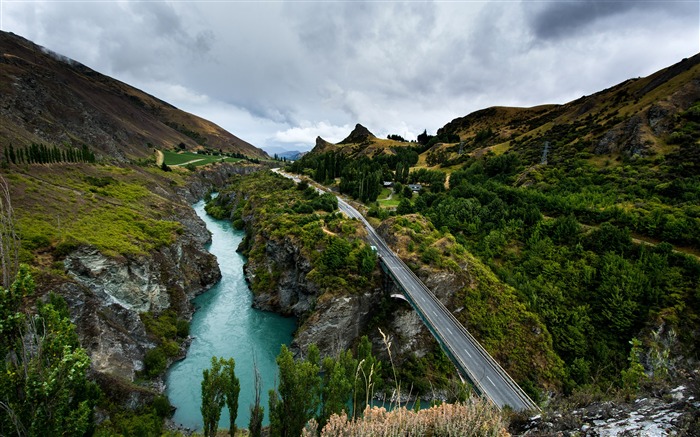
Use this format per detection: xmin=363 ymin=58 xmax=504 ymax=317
xmin=430 ymin=54 xmax=700 ymax=171
xmin=0 ymin=31 xmax=269 ymax=161
xmin=310 ymin=123 xmax=415 ymax=158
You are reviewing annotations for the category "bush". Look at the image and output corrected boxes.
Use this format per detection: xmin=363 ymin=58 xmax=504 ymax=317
xmin=143 ymin=347 xmax=167 ymax=377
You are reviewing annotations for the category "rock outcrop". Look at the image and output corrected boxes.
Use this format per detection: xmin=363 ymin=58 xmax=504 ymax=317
xmin=244 ymin=235 xmax=319 ymax=316
xmin=61 ymin=206 xmax=220 ymax=382
xmin=177 ymin=162 xmax=269 ymax=204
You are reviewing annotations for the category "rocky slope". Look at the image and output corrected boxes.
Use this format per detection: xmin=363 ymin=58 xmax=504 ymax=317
xmin=310 ymin=123 xmax=414 ymax=158
xmin=11 ymin=162 xmax=266 ymax=408
xmin=512 ymin=380 xmax=700 ymax=436
xmin=433 ymin=53 xmax=700 ymax=167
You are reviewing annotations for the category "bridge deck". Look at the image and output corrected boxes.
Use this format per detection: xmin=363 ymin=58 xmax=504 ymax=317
xmin=336 ymin=197 xmax=539 ymax=412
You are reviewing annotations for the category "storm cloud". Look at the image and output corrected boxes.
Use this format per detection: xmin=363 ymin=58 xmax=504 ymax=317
xmin=2 ymin=1 xmax=698 ymax=153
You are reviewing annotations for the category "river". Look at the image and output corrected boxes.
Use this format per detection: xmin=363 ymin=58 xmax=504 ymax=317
xmin=166 ymin=200 xmax=296 ymax=431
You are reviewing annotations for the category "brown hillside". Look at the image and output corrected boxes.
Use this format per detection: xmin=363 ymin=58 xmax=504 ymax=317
xmin=434 ymin=53 xmax=700 ymax=166
xmin=0 ymin=31 xmax=268 ymax=161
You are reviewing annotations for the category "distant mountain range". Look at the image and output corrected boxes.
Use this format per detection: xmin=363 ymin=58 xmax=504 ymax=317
xmin=276 ymin=150 xmax=306 ymax=161
xmin=0 ymin=31 xmax=269 ymax=161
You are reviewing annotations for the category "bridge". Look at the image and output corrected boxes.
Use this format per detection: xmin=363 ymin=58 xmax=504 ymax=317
xmin=335 ymin=196 xmax=539 ymax=412
xmin=271 ymin=169 xmax=539 ymax=411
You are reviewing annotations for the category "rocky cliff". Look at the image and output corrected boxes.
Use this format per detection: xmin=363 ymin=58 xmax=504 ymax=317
xmin=33 ymin=164 xmax=265 ymax=395
xmin=207 ymin=176 xmax=446 ymax=375
xmin=58 ymin=198 xmax=219 ymax=383
xmin=177 ymin=161 xmax=271 ymax=203
xmin=239 ymin=219 xmax=388 ymax=356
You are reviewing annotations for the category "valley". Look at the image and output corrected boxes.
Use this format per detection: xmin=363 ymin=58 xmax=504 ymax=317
xmin=1 ymin=28 xmax=699 ymax=436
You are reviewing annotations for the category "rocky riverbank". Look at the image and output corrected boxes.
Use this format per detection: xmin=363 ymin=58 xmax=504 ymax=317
xmin=35 ymin=163 xmax=267 ymax=408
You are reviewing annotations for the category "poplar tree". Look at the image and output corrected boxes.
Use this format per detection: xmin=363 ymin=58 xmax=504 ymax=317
xmin=269 ymin=345 xmax=321 ymax=437
xmin=201 ymin=356 xmax=240 ymax=437
xmin=201 ymin=357 xmax=226 ymax=437
xmin=319 ymin=350 xmax=355 ymax=427
xmin=222 ymin=358 xmax=240 ymax=436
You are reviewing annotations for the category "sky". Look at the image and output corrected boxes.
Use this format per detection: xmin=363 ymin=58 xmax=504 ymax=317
xmin=2 ymin=1 xmax=699 ymax=154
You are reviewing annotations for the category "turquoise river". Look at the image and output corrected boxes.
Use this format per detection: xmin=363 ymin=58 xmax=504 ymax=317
xmin=166 ymin=200 xmax=296 ymax=431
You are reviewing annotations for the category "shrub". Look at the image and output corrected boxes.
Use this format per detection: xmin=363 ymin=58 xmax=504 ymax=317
xmin=143 ymin=347 xmax=167 ymax=377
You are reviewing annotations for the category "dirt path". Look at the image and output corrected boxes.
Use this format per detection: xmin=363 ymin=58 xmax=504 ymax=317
xmin=155 ymin=150 xmax=164 ymax=167
xmin=171 ymin=158 xmax=206 ymax=167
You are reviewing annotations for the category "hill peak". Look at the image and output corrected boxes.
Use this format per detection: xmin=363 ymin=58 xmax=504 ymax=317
xmin=339 ymin=124 xmax=375 ymax=144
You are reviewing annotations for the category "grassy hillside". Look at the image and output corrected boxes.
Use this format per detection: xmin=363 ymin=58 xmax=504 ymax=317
xmin=162 ymin=150 xmax=245 ymax=167
xmin=7 ymin=163 xmax=191 ymax=262
xmin=288 ymin=54 xmax=700 ymax=398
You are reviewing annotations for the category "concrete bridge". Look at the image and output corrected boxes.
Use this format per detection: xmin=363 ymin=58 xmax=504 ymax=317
xmin=336 ymin=196 xmax=540 ymax=412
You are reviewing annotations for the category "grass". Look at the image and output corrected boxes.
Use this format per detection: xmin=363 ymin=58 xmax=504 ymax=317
xmin=8 ymin=163 xmax=187 ymax=259
xmin=162 ymin=150 xmax=244 ymax=167
xmin=376 ymin=188 xmax=401 ymax=209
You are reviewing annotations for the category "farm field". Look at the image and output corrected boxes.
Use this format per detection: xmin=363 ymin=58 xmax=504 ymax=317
xmin=163 ymin=150 xmax=244 ymax=167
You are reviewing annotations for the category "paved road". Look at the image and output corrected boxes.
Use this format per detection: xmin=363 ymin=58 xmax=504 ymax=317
xmin=272 ymin=169 xmax=539 ymax=411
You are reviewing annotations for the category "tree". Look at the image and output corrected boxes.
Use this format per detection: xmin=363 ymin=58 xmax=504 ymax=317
xmin=621 ymin=338 xmax=647 ymax=395
xmin=0 ymin=175 xmax=19 ymax=289
xmin=396 ymin=198 xmax=413 ymax=215
xmin=222 ymin=358 xmax=240 ymax=436
xmin=248 ymin=364 xmax=264 ymax=437
xmin=320 ymin=236 xmax=352 ymax=272
xmin=201 ymin=357 xmax=226 ymax=437
xmin=319 ymin=350 xmax=355 ymax=427
xmin=269 ymin=345 xmax=321 ymax=437
xmin=0 ymin=268 xmax=99 ymax=436
xmin=353 ymin=336 xmax=382 ymax=417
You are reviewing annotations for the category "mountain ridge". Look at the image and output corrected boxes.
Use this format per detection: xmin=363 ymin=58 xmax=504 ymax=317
xmin=0 ymin=31 xmax=269 ymax=161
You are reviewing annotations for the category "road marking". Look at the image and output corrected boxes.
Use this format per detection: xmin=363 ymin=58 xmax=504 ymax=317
xmin=447 ymin=328 xmax=453 ymax=335
xmin=486 ymin=376 xmax=494 ymax=386
xmin=465 ymin=350 xmax=472 ymax=358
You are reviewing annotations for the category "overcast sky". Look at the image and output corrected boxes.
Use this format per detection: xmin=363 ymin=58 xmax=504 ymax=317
xmin=2 ymin=1 xmax=699 ymax=154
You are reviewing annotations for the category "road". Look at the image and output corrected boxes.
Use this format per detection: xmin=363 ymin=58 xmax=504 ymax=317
xmin=272 ymin=169 xmax=539 ymax=411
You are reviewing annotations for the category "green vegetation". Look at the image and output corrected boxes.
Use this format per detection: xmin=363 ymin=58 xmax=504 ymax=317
xmin=207 ymin=171 xmax=379 ymax=296
xmin=268 ymin=338 xmax=384 ymax=437
xmin=140 ymin=310 xmax=190 ymax=378
xmin=201 ymin=356 xmax=240 ymax=437
xmin=3 ymin=142 xmax=96 ymax=166
xmin=162 ymin=150 xmax=245 ymax=167
xmin=10 ymin=164 xmax=185 ymax=258
xmin=288 ymin=147 xmax=420 ymax=202
xmin=93 ymin=394 xmax=173 ymax=437
xmin=0 ymin=266 xmax=99 ymax=436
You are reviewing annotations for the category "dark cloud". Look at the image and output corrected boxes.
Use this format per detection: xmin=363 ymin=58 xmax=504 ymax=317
xmin=524 ymin=0 xmax=696 ymax=41
xmin=3 ymin=1 xmax=698 ymax=152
